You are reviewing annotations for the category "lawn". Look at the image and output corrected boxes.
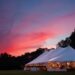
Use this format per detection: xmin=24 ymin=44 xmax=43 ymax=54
xmin=0 ymin=70 xmax=75 ymax=75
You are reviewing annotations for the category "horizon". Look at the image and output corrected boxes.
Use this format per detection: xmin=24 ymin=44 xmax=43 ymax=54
xmin=0 ymin=0 xmax=75 ymax=56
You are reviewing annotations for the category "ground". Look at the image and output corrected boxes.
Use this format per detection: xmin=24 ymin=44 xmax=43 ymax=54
xmin=0 ymin=71 xmax=75 ymax=75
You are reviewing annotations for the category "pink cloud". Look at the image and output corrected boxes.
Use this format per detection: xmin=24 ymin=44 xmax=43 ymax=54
xmin=7 ymin=30 xmax=67 ymax=56
xmin=1 ymin=10 xmax=75 ymax=56
xmin=45 ymin=12 xmax=75 ymax=35
xmin=8 ymin=12 xmax=75 ymax=56
xmin=2 ymin=32 xmax=55 ymax=56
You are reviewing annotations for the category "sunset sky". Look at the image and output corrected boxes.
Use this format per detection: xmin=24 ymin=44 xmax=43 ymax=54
xmin=0 ymin=0 xmax=75 ymax=56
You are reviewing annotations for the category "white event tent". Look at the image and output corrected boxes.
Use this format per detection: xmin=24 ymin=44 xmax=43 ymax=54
xmin=24 ymin=46 xmax=75 ymax=71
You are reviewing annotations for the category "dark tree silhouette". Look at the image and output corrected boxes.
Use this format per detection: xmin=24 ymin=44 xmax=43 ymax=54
xmin=57 ymin=29 xmax=75 ymax=49
xmin=0 ymin=48 xmax=45 ymax=70
xmin=70 ymin=30 xmax=75 ymax=49
xmin=0 ymin=29 xmax=75 ymax=70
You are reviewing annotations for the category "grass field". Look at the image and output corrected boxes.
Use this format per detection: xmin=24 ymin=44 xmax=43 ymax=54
xmin=0 ymin=71 xmax=75 ymax=75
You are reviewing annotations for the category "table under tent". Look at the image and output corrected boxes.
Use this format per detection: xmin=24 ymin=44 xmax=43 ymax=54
xmin=24 ymin=46 xmax=75 ymax=71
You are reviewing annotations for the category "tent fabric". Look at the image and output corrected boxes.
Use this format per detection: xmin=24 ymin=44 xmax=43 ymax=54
xmin=49 ymin=46 xmax=75 ymax=62
xmin=27 ymin=47 xmax=62 ymax=64
xmin=26 ymin=46 xmax=75 ymax=65
xmin=27 ymin=50 xmax=49 ymax=64
xmin=27 ymin=48 xmax=57 ymax=65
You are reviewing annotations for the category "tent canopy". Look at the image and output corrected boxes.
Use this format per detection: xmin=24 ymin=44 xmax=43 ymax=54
xmin=49 ymin=46 xmax=75 ymax=62
xmin=26 ymin=46 xmax=75 ymax=65
xmin=27 ymin=50 xmax=49 ymax=65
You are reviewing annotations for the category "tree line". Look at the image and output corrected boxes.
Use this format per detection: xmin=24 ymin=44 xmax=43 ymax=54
xmin=0 ymin=29 xmax=75 ymax=70
xmin=0 ymin=48 xmax=45 ymax=70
